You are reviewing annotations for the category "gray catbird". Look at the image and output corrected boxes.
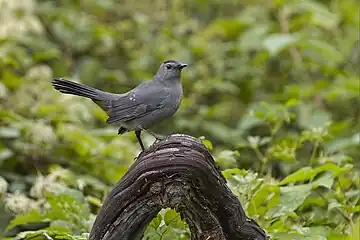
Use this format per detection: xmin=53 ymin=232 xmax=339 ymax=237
xmin=52 ymin=60 xmax=187 ymax=150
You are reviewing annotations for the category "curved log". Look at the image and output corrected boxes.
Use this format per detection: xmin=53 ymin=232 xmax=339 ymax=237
xmin=89 ymin=134 xmax=269 ymax=240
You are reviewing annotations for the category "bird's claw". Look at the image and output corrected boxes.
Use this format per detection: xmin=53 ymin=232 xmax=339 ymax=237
xmin=150 ymin=132 xmax=165 ymax=141
xmin=141 ymin=128 xmax=165 ymax=141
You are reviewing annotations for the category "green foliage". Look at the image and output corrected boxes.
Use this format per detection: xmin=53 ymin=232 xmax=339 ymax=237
xmin=6 ymin=189 xmax=92 ymax=234
xmin=226 ymin=165 xmax=359 ymax=239
xmin=144 ymin=209 xmax=190 ymax=240
xmin=0 ymin=0 xmax=359 ymax=239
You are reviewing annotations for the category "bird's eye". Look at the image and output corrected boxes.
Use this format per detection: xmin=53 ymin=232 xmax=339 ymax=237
xmin=165 ymin=64 xmax=172 ymax=69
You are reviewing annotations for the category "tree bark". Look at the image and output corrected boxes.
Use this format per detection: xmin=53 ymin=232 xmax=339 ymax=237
xmin=89 ymin=134 xmax=269 ymax=240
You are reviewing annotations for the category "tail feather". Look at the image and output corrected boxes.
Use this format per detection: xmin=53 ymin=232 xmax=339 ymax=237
xmin=52 ymin=78 xmax=101 ymax=100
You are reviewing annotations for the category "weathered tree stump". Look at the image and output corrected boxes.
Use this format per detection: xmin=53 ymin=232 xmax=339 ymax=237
xmin=89 ymin=134 xmax=269 ymax=240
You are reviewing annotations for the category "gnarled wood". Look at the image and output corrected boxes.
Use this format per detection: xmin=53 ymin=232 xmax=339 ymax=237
xmin=89 ymin=134 xmax=269 ymax=240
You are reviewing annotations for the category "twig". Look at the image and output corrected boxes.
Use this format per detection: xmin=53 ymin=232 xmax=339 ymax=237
xmin=43 ymin=233 xmax=54 ymax=240
xmin=309 ymin=141 xmax=319 ymax=166
xmin=253 ymin=146 xmax=268 ymax=175
xmin=279 ymin=7 xmax=304 ymax=70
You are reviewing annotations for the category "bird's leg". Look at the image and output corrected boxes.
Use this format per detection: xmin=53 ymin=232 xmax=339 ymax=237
xmin=141 ymin=128 xmax=165 ymax=141
xmin=135 ymin=130 xmax=145 ymax=151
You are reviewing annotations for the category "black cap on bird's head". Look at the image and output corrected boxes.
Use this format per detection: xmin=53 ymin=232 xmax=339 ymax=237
xmin=155 ymin=60 xmax=187 ymax=83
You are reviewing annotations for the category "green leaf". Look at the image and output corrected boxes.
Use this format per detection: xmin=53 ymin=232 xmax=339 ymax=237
xmin=299 ymin=39 xmax=343 ymax=65
xmin=2 ymin=70 xmax=24 ymax=90
xmin=327 ymin=133 xmax=360 ymax=152
xmin=236 ymin=113 xmax=264 ymax=133
xmin=239 ymin=25 xmax=269 ymax=51
xmin=342 ymin=205 xmax=360 ymax=213
xmin=163 ymin=209 xmax=185 ymax=229
xmin=285 ymin=98 xmax=301 ymax=108
xmin=215 ymin=150 xmax=238 ymax=169
xmin=199 ymin=136 xmax=213 ymax=151
xmin=35 ymin=191 xmax=91 ymax=233
xmin=328 ymin=200 xmax=342 ymax=211
xmin=292 ymin=1 xmax=340 ymax=30
xmin=86 ymin=196 xmax=102 ymax=208
xmin=221 ymin=168 xmax=246 ymax=179
xmin=311 ymin=173 xmax=334 ymax=189
xmin=12 ymin=230 xmax=80 ymax=240
xmin=142 ymin=226 xmax=160 ymax=240
xmin=305 ymin=111 xmax=331 ymax=129
xmin=268 ymin=138 xmax=298 ymax=163
xmin=269 ymin=184 xmax=312 ymax=217
xmin=247 ymin=184 xmax=280 ymax=216
xmin=352 ymin=218 xmax=360 ymax=240
xmin=149 ymin=213 xmax=162 ymax=229
xmin=279 ymin=162 xmax=351 ymax=185
xmin=263 ymin=34 xmax=298 ymax=56
xmin=204 ymin=18 xmax=244 ymax=40
xmin=328 ymin=233 xmax=352 ymax=240
xmin=6 ymin=210 xmax=45 ymax=231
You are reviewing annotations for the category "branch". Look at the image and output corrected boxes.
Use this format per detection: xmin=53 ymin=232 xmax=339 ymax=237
xmin=89 ymin=134 xmax=269 ymax=240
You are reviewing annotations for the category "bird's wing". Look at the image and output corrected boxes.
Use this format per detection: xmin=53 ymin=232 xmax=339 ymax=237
xmin=106 ymin=81 xmax=169 ymax=124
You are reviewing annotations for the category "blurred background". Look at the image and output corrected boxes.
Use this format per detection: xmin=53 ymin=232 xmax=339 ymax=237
xmin=0 ymin=0 xmax=359 ymax=239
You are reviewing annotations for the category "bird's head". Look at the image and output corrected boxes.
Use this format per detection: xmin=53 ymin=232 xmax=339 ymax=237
xmin=155 ymin=60 xmax=187 ymax=83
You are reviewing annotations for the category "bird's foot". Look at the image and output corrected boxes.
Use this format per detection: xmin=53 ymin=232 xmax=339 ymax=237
xmin=150 ymin=132 xmax=165 ymax=141
xmin=142 ymin=129 xmax=165 ymax=141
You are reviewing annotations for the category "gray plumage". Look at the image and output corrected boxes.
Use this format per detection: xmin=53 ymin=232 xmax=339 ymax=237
xmin=52 ymin=60 xmax=187 ymax=150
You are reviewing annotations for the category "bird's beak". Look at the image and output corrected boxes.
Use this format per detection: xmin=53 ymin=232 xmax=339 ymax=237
xmin=179 ymin=63 xmax=188 ymax=69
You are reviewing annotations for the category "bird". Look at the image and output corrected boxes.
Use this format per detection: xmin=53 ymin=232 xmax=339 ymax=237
xmin=52 ymin=60 xmax=187 ymax=151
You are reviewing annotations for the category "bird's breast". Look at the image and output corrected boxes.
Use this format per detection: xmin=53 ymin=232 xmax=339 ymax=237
xmin=166 ymin=82 xmax=183 ymax=110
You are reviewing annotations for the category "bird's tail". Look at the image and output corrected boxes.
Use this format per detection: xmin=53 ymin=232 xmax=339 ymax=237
xmin=52 ymin=78 xmax=102 ymax=100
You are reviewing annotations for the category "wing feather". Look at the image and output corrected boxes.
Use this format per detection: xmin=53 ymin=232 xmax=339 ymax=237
xmin=106 ymin=81 xmax=168 ymax=124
